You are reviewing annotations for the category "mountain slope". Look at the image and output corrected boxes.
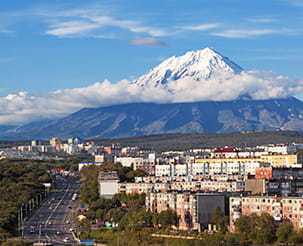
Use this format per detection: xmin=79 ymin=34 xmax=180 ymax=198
xmin=1 ymin=97 xmax=303 ymax=140
xmin=1 ymin=47 xmax=303 ymax=140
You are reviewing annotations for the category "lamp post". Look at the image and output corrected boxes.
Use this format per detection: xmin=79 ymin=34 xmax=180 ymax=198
xmin=19 ymin=204 xmax=24 ymax=238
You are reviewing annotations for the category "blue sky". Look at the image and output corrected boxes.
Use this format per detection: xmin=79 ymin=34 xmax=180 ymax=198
xmin=1 ymin=0 xmax=303 ymax=125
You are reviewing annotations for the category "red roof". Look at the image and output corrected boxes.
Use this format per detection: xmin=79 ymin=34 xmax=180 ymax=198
xmin=214 ymin=147 xmax=236 ymax=153
xmin=50 ymin=168 xmax=65 ymax=173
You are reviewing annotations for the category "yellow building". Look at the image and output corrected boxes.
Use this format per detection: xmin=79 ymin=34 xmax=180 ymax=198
xmin=261 ymin=154 xmax=297 ymax=167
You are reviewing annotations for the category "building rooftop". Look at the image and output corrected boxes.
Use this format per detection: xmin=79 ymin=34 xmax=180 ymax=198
xmin=98 ymin=171 xmax=119 ymax=181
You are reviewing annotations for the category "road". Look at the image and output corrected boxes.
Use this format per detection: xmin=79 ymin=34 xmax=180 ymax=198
xmin=23 ymin=175 xmax=81 ymax=245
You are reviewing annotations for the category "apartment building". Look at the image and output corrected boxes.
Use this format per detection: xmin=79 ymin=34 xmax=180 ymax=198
xmin=255 ymin=166 xmax=303 ymax=180
xmin=118 ymin=178 xmax=244 ymax=195
xmin=98 ymin=171 xmax=120 ymax=199
xmin=230 ymin=196 xmax=303 ymax=231
xmin=245 ymin=178 xmax=303 ymax=196
xmin=261 ymin=154 xmax=298 ymax=167
xmin=195 ymin=157 xmax=265 ymax=176
xmin=146 ymin=192 xmax=197 ymax=230
xmin=115 ymin=154 xmax=156 ymax=175
xmin=118 ymin=182 xmax=171 ymax=194
xmin=146 ymin=192 xmax=225 ymax=231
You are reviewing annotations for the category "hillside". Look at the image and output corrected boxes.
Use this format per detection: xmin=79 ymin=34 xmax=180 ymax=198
xmin=89 ymin=130 xmax=303 ymax=151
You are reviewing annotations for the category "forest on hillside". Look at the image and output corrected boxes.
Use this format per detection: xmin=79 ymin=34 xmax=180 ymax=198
xmin=91 ymin=130 xmax=303 ymax=151
xmin=1 ymin=130 xmax=303 ymax=151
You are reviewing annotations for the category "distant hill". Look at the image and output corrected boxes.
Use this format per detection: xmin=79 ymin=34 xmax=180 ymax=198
xmin=89 ymin=130 xmax=303 ymax=151
xmin=0 ymin=97 xmax=303 ymax=140
xmin=1 ymin=131 xmax=303 ymax=153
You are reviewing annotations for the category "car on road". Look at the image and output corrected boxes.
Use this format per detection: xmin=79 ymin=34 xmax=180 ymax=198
xmin=69 ymin=227 xmax=76 ymax=232
xmin=63 ymin=237 xmax=70 ymax=242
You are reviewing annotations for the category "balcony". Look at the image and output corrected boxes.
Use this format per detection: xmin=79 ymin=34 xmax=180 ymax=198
xmin=233 ymin=212 xmax=241 ymax=219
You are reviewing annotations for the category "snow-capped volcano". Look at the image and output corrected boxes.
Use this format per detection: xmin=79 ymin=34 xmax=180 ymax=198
xmin=133 ymin=47 xmax=243 ymax=87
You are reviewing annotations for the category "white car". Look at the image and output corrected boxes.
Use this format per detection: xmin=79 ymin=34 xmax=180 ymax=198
xmin=63 ymin=237 xmax=70 ymax=242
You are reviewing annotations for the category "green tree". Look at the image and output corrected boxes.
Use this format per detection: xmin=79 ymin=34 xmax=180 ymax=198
xmin=105 ymin=207 xmax=127 ymax=225
xmin=2 ymin=239 xmax=31 ymax=246
xmin=235 ymin=213 xmax=275 ymax=244
xmin=234 ymin=214 xmax=254 ymax=241
xmin=158 ymin=208 xmax=179 ymax=229
xmin=212 ymin=206 xmax=228 ymax=233
xmin=79 ymin=179 xmax=99 ymax=205
xmin=276 ymin=221 xmax=294 ymax=243
xmin=288 ymin=227 xmax=303 ymax=244
xmin=255 ymin=213 xmax=275 ymax=244
xmin=131 ymin=208 xmax=153 ymax=228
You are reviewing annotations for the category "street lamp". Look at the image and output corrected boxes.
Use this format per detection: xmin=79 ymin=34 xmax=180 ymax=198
xmin=18 ymin=204 xmax=24 ymax=238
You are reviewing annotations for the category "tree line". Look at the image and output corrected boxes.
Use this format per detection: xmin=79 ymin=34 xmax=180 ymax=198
xmin=0 ymin=158 xmax=82 ymax=244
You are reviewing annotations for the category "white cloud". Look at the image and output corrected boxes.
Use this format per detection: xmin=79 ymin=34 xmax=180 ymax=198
xmin=45 ymin=20 xmax=100 ymax=37
xmin=0 ymin=29 xmax=14 ymax=34
xmin=247 ymin=18 xmax=277 ymax=23
xmin=211 ymin=28 xmax=292 ymax=38
xmin=130 ymin=36 xmax=167 ymax=47
xmin=163 ymin=70 xmax=303 ymax=102
xmin=0 ymin=70 xmax=302 ymax=125
xmin=44 ymin=11 xmax=168 ymax=39
xmin=182 ymin=23 xmax=221 ymax=31
xmin=283 ymin=0 xmax=303 ymax=6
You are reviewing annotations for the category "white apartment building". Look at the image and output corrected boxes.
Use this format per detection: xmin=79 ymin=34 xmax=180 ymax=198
xmin=155 ymin=158 xmax=266 ymax=177
xmin=115 ymin=154 xmax=155 ymax=174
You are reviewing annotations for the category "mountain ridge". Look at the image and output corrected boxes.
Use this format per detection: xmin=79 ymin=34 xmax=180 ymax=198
xmin=1 ymin=97 xmax=303 ymax=140
xmin=1 ymin=47 xmax=303 ymax=140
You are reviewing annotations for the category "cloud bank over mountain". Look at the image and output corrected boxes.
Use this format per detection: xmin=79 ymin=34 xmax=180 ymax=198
xmin=1 ymin=48 xmax=303 ymax=125
xmin=1 ymin=71 xmax=302 ymax=126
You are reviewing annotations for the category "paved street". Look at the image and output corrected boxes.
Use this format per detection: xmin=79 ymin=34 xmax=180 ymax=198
xmin=23 ymin=176 xmax=81 ymax=245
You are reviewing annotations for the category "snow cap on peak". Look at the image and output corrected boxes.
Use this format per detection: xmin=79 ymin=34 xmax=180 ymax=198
xmin=133 ymin=47 xmax=243 ymax=87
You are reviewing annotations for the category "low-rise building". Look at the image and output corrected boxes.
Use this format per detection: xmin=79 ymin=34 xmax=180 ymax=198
xmin=78 ymin=162 xmax=103 ymax=171
xmin=98 ymin=171 xmax=119 ymax=199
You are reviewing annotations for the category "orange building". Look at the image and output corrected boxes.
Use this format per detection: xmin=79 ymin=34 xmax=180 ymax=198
xmin=255 ymin=167 xmax=273 ymax=179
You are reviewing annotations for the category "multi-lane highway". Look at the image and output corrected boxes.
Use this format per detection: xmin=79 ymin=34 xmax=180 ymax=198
xmin=23 ymin=176 xmax=81 ymax=245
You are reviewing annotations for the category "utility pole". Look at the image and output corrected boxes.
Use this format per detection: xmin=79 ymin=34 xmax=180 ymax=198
xmin=38 ymin=225 xmax=41 ymax=244
xmin=18 ymin=206 xmax=20 ymax=236
xmin=20 ymin=204 xmax=24 ymax=238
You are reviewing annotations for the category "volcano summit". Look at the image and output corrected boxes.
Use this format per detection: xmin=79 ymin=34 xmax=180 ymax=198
xmin=1 ymin=47 xmax=303 ymax=139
